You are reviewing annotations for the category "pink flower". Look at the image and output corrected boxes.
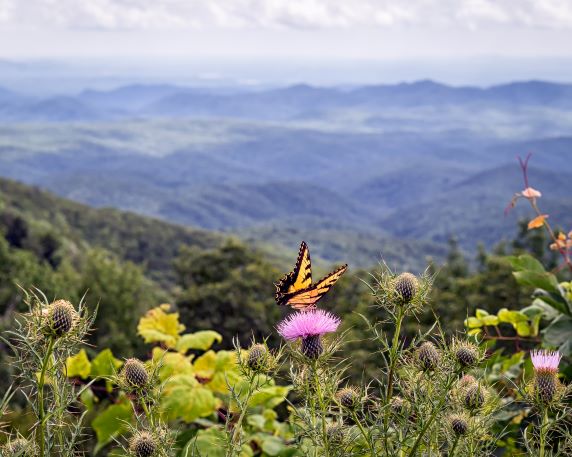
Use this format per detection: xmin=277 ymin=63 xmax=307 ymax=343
xmin=277 ymin=309 xmax=341 ymax=341
xmin=522 ymin=187 xmax=542 ymax=199
xmin=531 ymin=350 xmax=561 ymax=374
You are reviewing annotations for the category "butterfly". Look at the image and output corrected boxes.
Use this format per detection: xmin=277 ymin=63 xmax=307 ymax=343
xmin=275 ymin=241 xmax=348 ymax=310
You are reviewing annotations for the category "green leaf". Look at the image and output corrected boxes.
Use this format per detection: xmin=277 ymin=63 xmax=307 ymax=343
xmin=152 ymin=347 xmax=194 ymax=381
xmin=506 ymin=255 xmax=546 ymax=273
xmin=90 ymin=349 xmax=123 ymax=378
xmin=66 ymin=349 xmax=91 ymax=379
xmin=188 ymin=428 xmax=226 ymax=457
xmin=176 ymin=330 xmax=223 ymax=353
xmin=464 ymin=317 xmax=482 ymax=329
xmin=497 ymin=309 xmax=528 ymax=324
xmin=480 ymin=315 xmax=499 ymax=326
xmin=249 ymin=385 xmax=291 ymax=410
xmin=543 ymin=315 xmax=572 ymax=351
xmin=513 ymin=271 xmax=560 ymax=294
xmin=260 ymin=435 xmax=288 ymax=456
xmin=137 ymin=304 xmax=185 ymax=348
xmin=475 ymin=309 xmax=489 ymax=318
xmin=193 ymin=350 xmax=240 ymax=393
xmin=162 ymin=374 xmax=219 ymax=422
xmin=515 ymin=321 xmax=531 ymax=337
xmin=92 ymin=401 xmax=133 ymax=453
xmin=467 ymin=328 xmax=482 ymax=336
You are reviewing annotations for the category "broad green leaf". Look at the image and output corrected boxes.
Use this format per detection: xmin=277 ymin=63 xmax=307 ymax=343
xmin=66 ymin=349 xmax=91 ymax=379
xmin=534 ymin=290 xmax=571 ymax=316
xmin=515 ymin=321 xmax=531 ymax=337
xmin=464 ymin=317 xmax=482 ymax=329
xmin=152 ymin=347 xmax=194 ymax=381
xmin=481 ymin=315 xmax=499 ymax=326
xmin=176 ymin=330 xmax=223 ymax=353
xmin=260 ymin=435 xmax=288 ymax=456
xmin=193 ymin=350 xmax=240 ymax=393
xmin=162 ymin=374 xmax=219 ymax=422
xmin=187 ymin=428 xmax=226 ymax=457
xmin=90 ymin=349 xmax=123 ymax=378
xmin=137 ymin=304 xmax=185 ymax=347
xmin=513 ymin=271 xmax=560 ymax=294
xmin=92 ymin=401 xmax=133 ymax=453
xmin=543 ymin=315 xmax=572 ymax=353
xmin=506 ymin=255 xmax=546 ymax=273
xmin=497 ymin=309 xmax=527 ymax=324
xmin=467 ymin=328 xmax=482 ymax=336
xmin=249 ymin=385 xmax=291 ymax=410
xmin=475 ymin=309 xmax=489 ymax=318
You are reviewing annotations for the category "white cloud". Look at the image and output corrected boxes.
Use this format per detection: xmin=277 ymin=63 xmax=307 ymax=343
xmin=1 ymin=0 xmax=572 ymax=30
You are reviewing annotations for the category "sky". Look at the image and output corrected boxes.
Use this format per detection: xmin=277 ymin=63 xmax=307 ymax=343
xmin=0 ymin=0 xmax=572 ymax=86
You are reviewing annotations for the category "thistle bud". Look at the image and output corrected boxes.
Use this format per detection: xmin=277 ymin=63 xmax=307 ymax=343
xmin=449 ymin=414 xmax=469 ymax=436
xmin=336 ymin=386 xmax=360 ymax=409
xmin=464 ymin=383 xmax=485 ymax=410
xmin=301 ymin=335 xmax=323 ymax=359
xmin=247 ymin=344 xmax=270 ymax=372
xmin=454 ymin=342 xmax=480 ymax=368
xmin=457 ymin=374 xmax=476 ymax=389
xmin=47 ymin=300 xmax=76 ymax=336
xmin=130 ymin=432 xmax=157 ymax=457
xmin=394 ymin=272 xmax=419 ymax=303
xmin=123 ymin=358 xmax=149 ymax=389
xmin=326 ymin=424 xmax=345 ymax=445
xmin=390 ymin=396 xmax=405 ymax=414
xmin=416 ymin=342 xmax=440 ymax=371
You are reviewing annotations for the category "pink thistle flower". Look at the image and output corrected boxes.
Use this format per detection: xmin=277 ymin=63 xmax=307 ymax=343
xmin=277 ymin=309 xmax=341 ymax=341
xmin=531 ymin=350 xmax=561 ymax=403
xmin=531 ymin=350 xmax=561 ymax=374
xmin=277 ymin=309 xmax=341 ymax=359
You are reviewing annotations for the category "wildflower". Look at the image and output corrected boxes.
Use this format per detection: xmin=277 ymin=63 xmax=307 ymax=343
xmin=394 ymin=272 xmax=419 ymax=304
xmin=247 ymin=343 xmax=273 ymax=372
xmin=130 ymin=431 xmax=157 ymax=457
xmin=531 ymin=350 xmax=562 ymax=404
xmin=416 ymin=341 xmax=440 ymax=371
xmin=277 ymin=309 xmax=341 ymax=359
xmin=464 ymin=383 xmax=485 ymax=410
xmin=46 ymin=299 xmax=77 ymax=336
xmin=522 ymin=187 xmax=542 ymax=199
xmin=335 ymin=386 xmax=360 ymax=409
xmin=449 ymin=414 xmax=469 ymax=436
xmin=123 ymin=358 xmax=149 ymax=389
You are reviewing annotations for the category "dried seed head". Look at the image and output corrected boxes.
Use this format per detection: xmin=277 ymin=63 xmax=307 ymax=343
xmin=450 ymin=414 xmax=469 ymax=436
xmin=301 ymin=334 xmax=323 ymax=359
xmin=455 ymin=343 xmax=480 ymax=368
xmin=336 ymin=387 xmax=360 ymax=409
xmin=416 ymin=342 xmax=440 ymax=371
xmin=47 ymin=300 xmax=76 ymax=336
xmin=394 ymin=272 xmax=419 ymax=303
xmin=123 ymin=358 xmax=149 ymax=389
xmin=464 ymin=383 xmax=485 ymax=410
xmin=247 ymin=344 xmax=270 ymax=372
xmin=130 ymin=432 xmax=156 ymax=457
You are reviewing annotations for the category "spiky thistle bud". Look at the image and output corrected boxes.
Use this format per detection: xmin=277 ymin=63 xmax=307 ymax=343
xmin=454 ymin=342 xmax=480 ymax=368
xmin=301 ymin=334 xmax=323 ymax=359
xmin=449 ymin=414 xmax=469 ymax=436
xmin=394 ymin=272 xmax=419 ymax=304
xmin=390 ymin=396 xmax=405 ymax=414
xmin=531 ymin=350 xmax=562 ymax=404
xmin=130 ymin=432 xmax=156 ymax=457
xmin=458 ymin=374 xmax=476 ymax=389
xmin=123 ymin=358 xmax=149 ymax=389
xmin=336 ymin=386 xmax=360 ymax=409
xmin=3 ymin=438 xmax=36 ymax=456
xmin=247 ymin=344 xmax=271 ymax=372
xmin=416 ymin=341 xmax=440 ymax=371
xmin=464 ymin=383 xmax=485 ymax=410
xmin=46 ymin=300 xmax=76 ymax=336
xmin=326 ymin=424 xmax=345 ymax=445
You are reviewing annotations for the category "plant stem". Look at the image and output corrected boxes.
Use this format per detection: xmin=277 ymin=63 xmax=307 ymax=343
xmin=351 ymin=410 xmax=376 ymax=456
xmin=37 ymin=336 xmax=55 ymax=457
xmin=449 ymin=436 xmax=460 ymax=457
xmin=312 ymin=363 xmax=330 ymax=456
xmin=386 ymin=306 xmax=405 ymax=402
xmin=539 ymin=407 xmax=549 ymax=457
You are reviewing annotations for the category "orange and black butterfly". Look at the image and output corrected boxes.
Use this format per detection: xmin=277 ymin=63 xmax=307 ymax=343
xmin=274 ymin=241 xmax=348 ymax=310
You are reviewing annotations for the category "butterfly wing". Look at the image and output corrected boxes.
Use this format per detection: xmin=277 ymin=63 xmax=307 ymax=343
xmin=275 ymin=241 xmax=312 ymax=306
xmin=284 ymin=264 xmax=348 ymax=310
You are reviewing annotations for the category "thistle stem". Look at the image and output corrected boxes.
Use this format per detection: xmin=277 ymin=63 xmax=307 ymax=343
xmin=386 ymin=306 xmax=405 ymax=402
xmin=312 ymin=363 xmax=330 ymax=456
xmin=37 ymin=336 xmax=55 ymax=457
xmin=539 ymin=407 xmax=549 ymax=457
xmin=449 ymin=436 xmax=460 ymax=457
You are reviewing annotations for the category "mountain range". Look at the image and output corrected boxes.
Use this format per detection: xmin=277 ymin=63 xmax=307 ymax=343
xmin=0 ymin=80 xmax=571 ymax=268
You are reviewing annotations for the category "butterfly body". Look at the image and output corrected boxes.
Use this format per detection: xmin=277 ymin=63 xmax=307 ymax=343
xmin=275 ymin=241 xmax=348 ymax=310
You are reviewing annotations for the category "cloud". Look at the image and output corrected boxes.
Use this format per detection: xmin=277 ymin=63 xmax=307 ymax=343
xmin=1 ymin=0 xmax=571 ymax=30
